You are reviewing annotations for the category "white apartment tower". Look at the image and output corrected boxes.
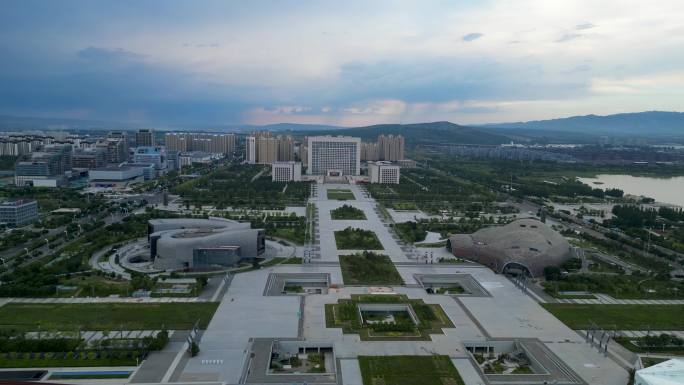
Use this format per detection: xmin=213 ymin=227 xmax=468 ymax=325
xmin=245 ymin=136 xmax=256 ymax=164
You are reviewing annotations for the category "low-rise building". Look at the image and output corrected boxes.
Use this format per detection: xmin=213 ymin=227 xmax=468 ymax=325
xmin=179 ymin=151 xmax=220 ymax=166
xmin=148 ymin=218 xmax=265 ymax=270
xmin=368 ymin=161 xmax=400 ymax=184
xmin=0 ymin=199 xmax=39 ymax=227
xmin=88 ymin=165 xmax=144 ymax=188
xmin=397 ymin=159 xmax=417 ymax=168
xmin=133 ymin=146 xmax=166 ymax=169
xmin=272 ymin=161 xmax=302 ymax=182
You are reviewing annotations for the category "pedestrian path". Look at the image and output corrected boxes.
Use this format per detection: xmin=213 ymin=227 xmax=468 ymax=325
xmin=581 ymin=330 xmax=684 ymax=339
xmin=556 ymin=293 xmax=684 ymax=305
xmin=1 ymin=296 xmax=207 ymax=305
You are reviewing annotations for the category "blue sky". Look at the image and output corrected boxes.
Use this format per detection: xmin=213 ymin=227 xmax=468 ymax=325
xmin=1 ymin=0 xmax=683 ymax=126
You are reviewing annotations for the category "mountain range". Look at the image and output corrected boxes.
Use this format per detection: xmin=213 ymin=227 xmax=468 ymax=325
xmin=483 ymin=111 xmax=684 ymax=137
xmin=1 ymin=111 xmax=682 ymax=144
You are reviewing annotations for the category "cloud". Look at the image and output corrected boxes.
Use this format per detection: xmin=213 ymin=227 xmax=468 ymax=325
xmin=555 ymin=33 xmax=581 ymax=43
xmin=77 ymin=47 xmax=141 ymax=62
xmin=1 ymin=0 xmax=683 ymax=125
xmin=462 ymin=32 xmax=484 ymax=42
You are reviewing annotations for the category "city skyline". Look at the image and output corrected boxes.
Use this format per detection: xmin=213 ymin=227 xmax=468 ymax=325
xmin=1 ymin=1 xmax=683 ymax=127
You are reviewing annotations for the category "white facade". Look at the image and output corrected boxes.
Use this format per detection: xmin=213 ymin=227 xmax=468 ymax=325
xmin=368 ymin=161 xmax=400 ymax=184
xmin=306 ymin=136 xmax=360 ymax=176
xmin=272 ymin=161 xmax=302 ymax=182
xmin=635 ymin=358 xmax=684 ymax=385
xmin=89 ymin=166 xmax=144 ymax=181
xmin=245 ymin=136 xmax=256 ymax=164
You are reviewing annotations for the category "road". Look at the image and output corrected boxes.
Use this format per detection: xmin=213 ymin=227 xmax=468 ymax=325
xmin=519 ymin=199 xmax=684 ymax=271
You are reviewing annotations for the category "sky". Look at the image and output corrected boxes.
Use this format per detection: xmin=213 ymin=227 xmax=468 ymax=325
xmin=1 ymin=0 xmax=683 ymax=126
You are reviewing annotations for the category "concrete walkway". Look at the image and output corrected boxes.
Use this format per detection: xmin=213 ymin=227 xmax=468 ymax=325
xmin=130 ymin=330 xmax=190 ymax=383
xmin=556 ymin=293 xmax=684 ymax=305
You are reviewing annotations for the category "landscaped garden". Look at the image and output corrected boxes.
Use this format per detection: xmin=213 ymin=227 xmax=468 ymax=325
xmin=542 ymin=271 xmax=684 ymax=299
xmin=339 ymin=252 xmax=403 ymax=285
xmin=330 ymin=204 xmax=366 ymax=220
xmin=542 ymin=304 xmax=684 ymax=330
xmin=614 ymin=333 xmax=684 ymax=356
xmin=334 ymin=227 xmax=383 ymax=250
xmin=324 ymin=294 xmax=453 ymax=341
xmin=473 ymin=352 xmax=535 ymax=375
xmin=0 ymin=329 xmax=171 ymax=368
xmin=326 ymin=188 xmax=355 ymax=200
xmin=358 ymin=355 xmax=465 ymax=385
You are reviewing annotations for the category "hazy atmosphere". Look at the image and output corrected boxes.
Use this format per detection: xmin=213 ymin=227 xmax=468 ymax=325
xmin=2 ymin=0 xmax=683 ymax=126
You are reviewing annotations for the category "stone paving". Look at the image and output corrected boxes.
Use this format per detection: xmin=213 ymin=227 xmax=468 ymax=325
xmin=313 ymin=184 xmax=411 ymax=263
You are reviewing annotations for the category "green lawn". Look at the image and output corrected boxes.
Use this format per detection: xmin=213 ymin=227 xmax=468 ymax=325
xmin=641 ymin=357 xmax=668 ymax=368
xmin=542 ymin=304 xmax=684 ymax=330
xmin=358 ymin=355 xmax=465 ymax=385
xmin=0 ymin=351 xmax=138 ymax=368
xmin=331 ymin=204 xmax=366 ymax=220
xmin=339 ymin=252 xmax=403 ymax=285
xmin=392 ymin=202 xmax=418 ymax=210
xmin=0 ymin=303 xmax=220 ymax=332
xmin=327 ymin=189 xmax=356 ymax=200
xmin=335 ymin=227 xmax=384 ymax=250
xmin=49 ymin=372 xmax=132 ymax=379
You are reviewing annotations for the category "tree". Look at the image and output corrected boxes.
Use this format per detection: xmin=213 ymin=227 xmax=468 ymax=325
xmin=543 ymin=266 xmax=562 ymax=281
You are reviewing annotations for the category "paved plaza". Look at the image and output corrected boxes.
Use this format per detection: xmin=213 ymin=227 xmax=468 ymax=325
xmin=173 ymin=182 xmax=629 ymax=385
xmin=313 ymin=184 xmax=411 ymax=262
xmin=0 ymin=182 xmax=633 ymax=385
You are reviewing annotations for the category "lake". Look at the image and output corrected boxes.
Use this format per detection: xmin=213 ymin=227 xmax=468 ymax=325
xmin=578 ymin=174 xmax=684 ymax=207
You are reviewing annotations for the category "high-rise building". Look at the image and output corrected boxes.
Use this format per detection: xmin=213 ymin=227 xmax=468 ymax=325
xmin=378 ymin=134 xmax=405 ymax=161
xmin=135 ymin=129 xmax=155 ymax=147
xmin=368 ymin=161 xmax=400 ymax=184
xmin=72 ymin=147 xmax=107 ymax=169
xmin=99 ymin=131 xmax=129 ymax=164
xmin=245 ymin=136 xmax=256 ymax=164
xmin=361 ymin=142 xmax=379 ymax=161
xmin=277 ymin=135 xmax=295 ymax=161
xmin=306 ymin=136 xmax=360 ymax=176
xmin=255 ymin=135 xmax=278 ymax=164
xmin=164 ymin=133 xmax=236 ymax=155
xmin=299 ymin=142 xmax=308 ymax=167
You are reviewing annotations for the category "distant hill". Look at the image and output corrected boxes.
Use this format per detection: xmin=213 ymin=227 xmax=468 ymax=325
xmin=484 ymin=111 xmax=684 ymax=137
xmin=299 ymin=121 xmax=513 ymax=145
xmin=0 ymin=115 xmax=344 ymax=133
